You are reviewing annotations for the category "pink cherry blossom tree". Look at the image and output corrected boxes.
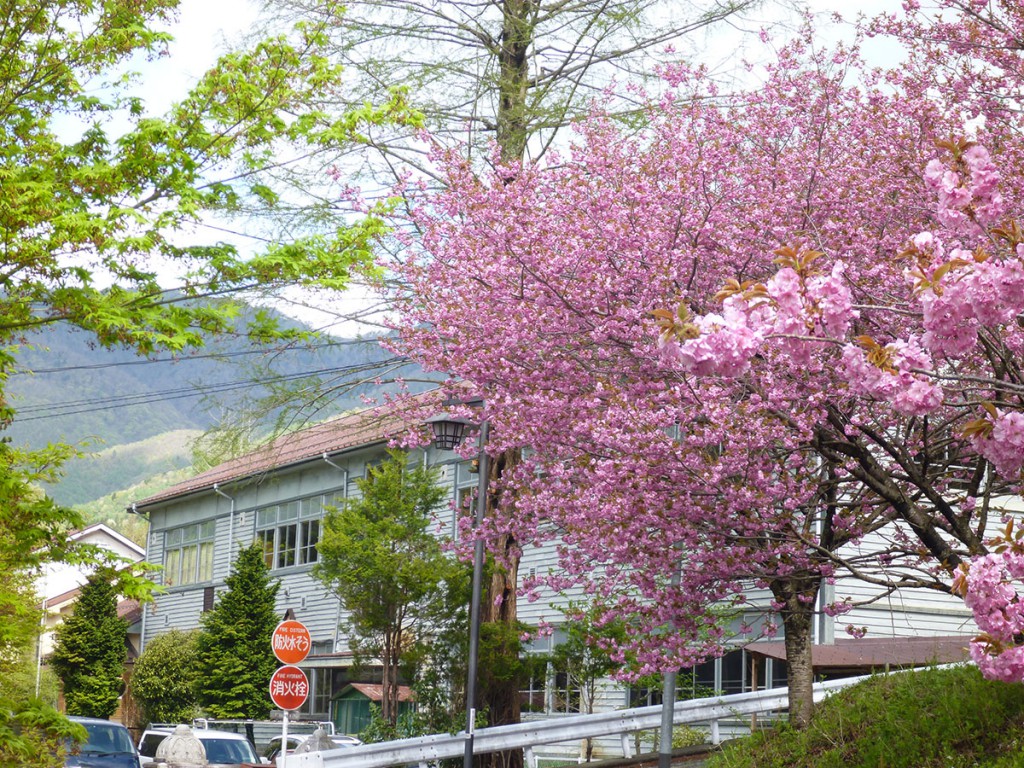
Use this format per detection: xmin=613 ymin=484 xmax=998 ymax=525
xmin=654 ymin=3 xmax=1024 ymax=686
xmin=385 ymin=1 xmax=1024 ymax=725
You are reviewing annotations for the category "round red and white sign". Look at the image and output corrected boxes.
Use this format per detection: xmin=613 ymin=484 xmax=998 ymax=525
xmin=269 ymin=665 xmax=309 ymax=711
xmin=271 ymin=619 xmax=312 ymax=664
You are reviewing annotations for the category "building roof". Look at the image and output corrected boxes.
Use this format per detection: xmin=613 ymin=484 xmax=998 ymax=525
xmin=748 ymin=635 xmax=971 ymax=670
xmin=336 ymin=683 xmax=415 ymax=703
xmin=118 ymin=598 xmax=143 ymax=626
xmin=70 ymin=522 xmax=146 ymax=560
xmin=43 ymin=585 xmax=81 ymax=611
xmin=133 ymin=393 xmax=442 ymax=509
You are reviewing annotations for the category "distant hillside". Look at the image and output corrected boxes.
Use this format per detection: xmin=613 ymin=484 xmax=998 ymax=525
xmin=5 ymin=305 xmax=413 ymax=506
xmin=57 ymin=429 xmax=202 ymax=507
xmin=74 ymin=461 xmax=198 ymax=547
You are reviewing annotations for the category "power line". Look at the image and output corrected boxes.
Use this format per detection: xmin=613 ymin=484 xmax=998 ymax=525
xmin=14 ymin=357 xmax=411 ymax=423
xmin=11 ymin=336 xmax=384 ymax=376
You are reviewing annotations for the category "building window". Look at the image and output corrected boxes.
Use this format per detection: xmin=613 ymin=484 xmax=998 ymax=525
xmin=164 ymin=521 xmax=215 ymax=586
xmin=627 ymin=657 xmax=719 ymax=708
xmin=298 ymin=668 xmax=332 ymax=717
xmin=256 ymin=495 xmax=331 ymax=570
xmin=551 ymin=670 xmax=580 ymax=714
xmin=519 ymin=656 xmax=549 ymax=714
xmin=517 ymin=655 xmax=581 ymax=715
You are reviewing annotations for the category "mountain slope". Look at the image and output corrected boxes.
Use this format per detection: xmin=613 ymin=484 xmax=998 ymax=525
xmin=6 ymin=309 xmax=408 ymax=505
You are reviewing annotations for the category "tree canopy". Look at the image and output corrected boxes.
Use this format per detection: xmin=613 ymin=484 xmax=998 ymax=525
xmin=386 ymin=1 xmax=1024 ymax=725
xmin=130 ymin=629 xmax=201 ymax=726
xmin=0 ymin=0 xmax=402 ymax=747
xmin=50 ymin=570 xmax=129 ymax=718
xmin=315 ymin=449 xmax=466 ymax=725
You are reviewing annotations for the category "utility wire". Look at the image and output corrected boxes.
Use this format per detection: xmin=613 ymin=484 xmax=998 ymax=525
xmin=14 ymin=357 xmax=410 ymax=422
xmin=11 ymin=336 xmax=384 ymax=376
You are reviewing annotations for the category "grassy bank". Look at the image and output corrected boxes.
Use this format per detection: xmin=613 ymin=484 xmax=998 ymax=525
xmin=708 ymin=665 xmax=1024 ymax=768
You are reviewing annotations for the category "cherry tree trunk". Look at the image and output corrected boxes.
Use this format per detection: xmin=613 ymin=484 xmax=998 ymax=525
xmin=770 ymin=577 xmax=820 ymax=731
xmin=477 ymin=447 xmax=523 ymax=768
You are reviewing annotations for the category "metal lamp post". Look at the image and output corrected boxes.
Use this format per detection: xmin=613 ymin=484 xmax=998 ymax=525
xmin=430 ymin=413 xmax=489 ymax=768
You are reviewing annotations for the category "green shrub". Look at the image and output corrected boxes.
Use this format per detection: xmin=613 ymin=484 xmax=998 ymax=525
xmin=673 ymin=725 xmax=706 ymax=749
xmin=130 ymin=629 xmax=201 ymax=726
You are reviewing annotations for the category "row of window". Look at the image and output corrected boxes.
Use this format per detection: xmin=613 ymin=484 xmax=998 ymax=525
xmin=520 ymin=650 xmax=788 ymax=715
xmin=164 ymin=521 xmax=215 ymax=586
xmin=162 ymin=456 xmax=484 ymax=585
xmin=162 ymin=491 xmax=345 ymax=585
xmin=162 ymin=457 xmax=487 ymax=585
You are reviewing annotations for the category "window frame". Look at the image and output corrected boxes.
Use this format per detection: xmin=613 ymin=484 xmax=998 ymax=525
xmin=255 ymin=492 xmax=340 ymax=571
xmin=163 ymin=520 xmax=215 ymax=586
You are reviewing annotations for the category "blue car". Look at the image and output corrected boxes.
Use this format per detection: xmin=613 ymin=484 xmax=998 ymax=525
xmin=65 ymin=717 xmax=142 ymax=768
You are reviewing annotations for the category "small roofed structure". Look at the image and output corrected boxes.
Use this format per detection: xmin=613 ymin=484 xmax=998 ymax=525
xmin=747 ymin=635 xmax=970 ymax=680
xmin=333 ymin=683 xmax=415 ymax=735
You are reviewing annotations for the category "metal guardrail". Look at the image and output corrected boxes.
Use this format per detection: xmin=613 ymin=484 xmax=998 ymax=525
xmin=278 ymin=669 xmax=890 ymax=768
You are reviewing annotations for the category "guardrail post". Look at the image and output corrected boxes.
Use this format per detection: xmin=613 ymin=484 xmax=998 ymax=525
xmin=524 ymin=746 xmax=537 ymax=768
xmin=619 ymin=733 xmax=633 ymax=758
xmin=710 ymin=720 xmax=720 ymax=745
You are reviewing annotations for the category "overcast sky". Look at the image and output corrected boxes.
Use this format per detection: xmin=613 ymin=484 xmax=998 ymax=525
xmin=138 ymin=0 xmax=910 ymax=336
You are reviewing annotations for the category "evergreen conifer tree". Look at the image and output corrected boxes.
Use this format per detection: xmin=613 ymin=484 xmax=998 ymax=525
xmin=51 ymin=570 xmax=128 ymax=718
xmin=315 ymin=449 xmax=463 ymax=726
xmin=195 ymin=544 xmax=280 ymax=719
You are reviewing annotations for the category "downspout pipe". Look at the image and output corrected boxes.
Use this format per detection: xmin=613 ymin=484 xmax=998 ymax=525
xmin=322 ymin=453 xmax=349 ymax=651
xmin=128 ymin=502 xmax=151 ymax=651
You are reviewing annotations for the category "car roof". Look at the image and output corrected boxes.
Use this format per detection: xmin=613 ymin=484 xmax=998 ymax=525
xmin=194 ymin=731 xmax=250 ymax=741
xmin=143 ymin=727 xmax=249 ymax=741
xmin=70 ymin=717 xmax=128 ymax=726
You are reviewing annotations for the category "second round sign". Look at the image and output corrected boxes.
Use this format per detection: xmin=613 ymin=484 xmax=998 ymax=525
xmin=269 ymin=665 xmax=309 ymax=710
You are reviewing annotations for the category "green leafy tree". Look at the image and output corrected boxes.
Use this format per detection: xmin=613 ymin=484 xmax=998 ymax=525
xmin=195 ymin=544 xmax=280 ymax=719
xmin=0 ymin=699 xmax=86 ymax=768
xmin=130 ymin=629 xmax=201 ymax=726
xmin=50 ymin=570 xmax=129 ymax=718
xmin=315 ymin=449 xmax=464 ymax=726
xmin=0 ymin=0 xmax=404 ymax=758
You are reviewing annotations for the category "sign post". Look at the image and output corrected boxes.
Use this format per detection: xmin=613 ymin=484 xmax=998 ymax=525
xmin=271 ymin=619 xmax=311 ymax=763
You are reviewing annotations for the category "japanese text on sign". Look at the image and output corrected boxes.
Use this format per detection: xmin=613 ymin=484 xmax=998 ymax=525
xmin=271 ymin=619 xmax=312 ymax=664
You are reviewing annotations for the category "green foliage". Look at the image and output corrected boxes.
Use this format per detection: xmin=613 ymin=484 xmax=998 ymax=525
xmin=552 ymin=602 xmax=627 ymax=715
xmin=50 ymin=570 xmax=129 ymax=718
xmin=0 ymin=698 xmax=86 ymax=768
xmin=479 ymin=620 xmax=531 ymax=688
xmin=672 ymin=726 xmax=706 ymax=749
xmin=399 ymin=568 xmax=471 ymax=738
xmin=0 ymin=1 xmax=386 ymax=358
xmin=708 ymin=666 xmax=1024 ymax=768
xmin=314 ymin=449 xmax=465 ymax=724
xmin=196 ymin=544 xmax=280 ymax=719
xmin=130 ymin=629 xmax=201 ymax=726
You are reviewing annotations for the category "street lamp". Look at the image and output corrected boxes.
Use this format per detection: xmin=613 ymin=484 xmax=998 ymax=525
xmin=430 ymin=411 xmax=489 ymax=768
xmin=428 ymin=415 xmax=473 ymax=451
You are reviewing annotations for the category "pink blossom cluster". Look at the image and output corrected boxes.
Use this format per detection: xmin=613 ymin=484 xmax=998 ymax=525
xmin=920 ymin=247 xmax=1024 ymax=358
xmin=970 ymin=410 xmax=1024 ymax=478
xmin=965 ymin=553 xmax=1024 ymax=682
xmin=665 ymin=260 xmax=855 ymax=376
xmin=773 ymin=261 xmax=855 ymax=339
xmin=838 ymin=337 xmax=943 ymax=417
xmin=923 ymin=143 xmax=1004 ymax=232
xmin=660 ymin=297 xmax=763 ymax=377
